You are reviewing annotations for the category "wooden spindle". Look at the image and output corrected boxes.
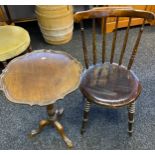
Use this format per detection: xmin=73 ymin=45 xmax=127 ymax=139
xmin=102 ymin=17 xmax=107 ymax=63
xmin=119 ymin=17 xmax=132 ymax=65
xmin=92 ymin=19 xmax=97 ymax=65
xmin=127 ymin=19 xmax=146 ymax=70
xmin=80 ymin=21 xmax=89 ymax=69
xmin=110 ymin=17 xmax=119 ymax=63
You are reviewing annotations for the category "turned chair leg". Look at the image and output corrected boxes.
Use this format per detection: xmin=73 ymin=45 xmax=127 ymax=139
xmin=128 ymin=102 xmax=136 ymax=136
xmin=81 ymin=99 xmax=91 ymax=134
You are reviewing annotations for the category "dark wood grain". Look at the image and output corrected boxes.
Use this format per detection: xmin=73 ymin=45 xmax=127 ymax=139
xmin=74 ymin=7 xmax=155 ymax=69
xmin=110 ymin=17 xmax=119 ymax=63
xmin=92 ymin=19 xmax=97 ymax=65
xmin=74 ymin=7 xmax=155 ymax=106
xmin=80 ymin=21 xmax=89 ymax=69
xmin=127 ymin=19 xmax=146 ymax=70
xmin=75 ymin=7 xmax=155 ymax=134
xmin=119 ymin=17 xmax=132 ymax=65
xmin=80 ymin=63 xmax=142 ymax=108
xmin=102 ymin=17 xmax=107 ymax=63
xmin=74 ymin=8 xmax=155 ymax=23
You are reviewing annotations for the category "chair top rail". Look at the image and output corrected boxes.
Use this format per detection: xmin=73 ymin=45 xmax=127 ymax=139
xmin=74 ymin=8 xmax=155 ymax=22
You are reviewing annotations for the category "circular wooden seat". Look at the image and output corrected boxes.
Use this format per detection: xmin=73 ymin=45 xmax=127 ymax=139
xmin=0 ymin=25 xmax=30 ymax=61
xmin=80 ymin=62 xmax=142 ymax=108
xmin=0 ymin=49 xmax=82 ymax=106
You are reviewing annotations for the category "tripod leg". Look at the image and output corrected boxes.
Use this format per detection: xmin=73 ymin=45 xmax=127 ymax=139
xmin=29 ymin=119 xmax=50 ymax=137
xmin=53 ymin=121 xmax=73 ymax=148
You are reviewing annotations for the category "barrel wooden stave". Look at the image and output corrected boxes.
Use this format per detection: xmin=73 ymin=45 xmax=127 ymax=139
xmin=36 ymin=5 xmax=73 ymax=45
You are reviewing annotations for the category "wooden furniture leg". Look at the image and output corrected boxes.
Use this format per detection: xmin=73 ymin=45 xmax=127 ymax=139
xmin=128 ymin=102 xmax=136 ymax=136
xmin=53 ymin=121 xmax=73 ymax=148
xmin=29 ymin=104 xmax=73 ymax=148
xmin=30 ymin=119 xmax=50 ymax=137
xmin=81 ymin=99 xmax=91 ymax=134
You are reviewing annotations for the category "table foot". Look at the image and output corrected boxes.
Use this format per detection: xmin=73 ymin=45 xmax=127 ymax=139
xmin=53 ymin=121 xmax=73 ymax=148
xmin=29 ymin=119 xmax=50 ymax=137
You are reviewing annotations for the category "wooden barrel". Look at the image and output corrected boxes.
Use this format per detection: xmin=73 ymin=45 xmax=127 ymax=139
xmin=36 ymin=5 xmax=73 ymax=45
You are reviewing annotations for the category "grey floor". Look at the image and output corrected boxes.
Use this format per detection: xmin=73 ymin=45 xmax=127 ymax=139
xmin=0 ymin=21 xmax=155 ymax=150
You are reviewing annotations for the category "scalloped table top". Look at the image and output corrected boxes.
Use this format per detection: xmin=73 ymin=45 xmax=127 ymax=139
xmin=0 ymin=49 xmax=83 ymax=106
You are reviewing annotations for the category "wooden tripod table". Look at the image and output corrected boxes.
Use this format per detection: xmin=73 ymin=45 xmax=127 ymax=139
xmin=0 ymin=49 xmax=82 ymax=148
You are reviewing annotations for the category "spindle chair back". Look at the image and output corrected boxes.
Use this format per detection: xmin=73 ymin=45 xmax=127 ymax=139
xmin=74 ymin=7 xmax=155 ymax=135
xmin=74 ymin=7 xmax=155 ymax=69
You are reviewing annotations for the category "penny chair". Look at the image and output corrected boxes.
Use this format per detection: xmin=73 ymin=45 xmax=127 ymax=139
xmin=74 ymin=7 xmax=155 ymax=135
xmin=0 ymin=5 xmax=32 ymax=67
